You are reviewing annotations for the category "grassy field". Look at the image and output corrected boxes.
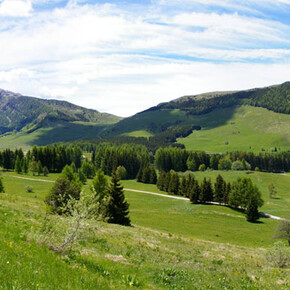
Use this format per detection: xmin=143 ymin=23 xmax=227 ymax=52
xmin=177 ymin=106 xmax=290 ymax=153
xmin=0 ymin=171 xmax=289 ymax=288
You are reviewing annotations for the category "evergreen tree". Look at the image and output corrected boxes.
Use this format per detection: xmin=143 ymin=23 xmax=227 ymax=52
xmin=106 ymin=173 xmax=131 ymax=226
xmin=214 ymin=174 xmax=226 ymax=203
xmin=78 ymin=168 xmax=87 ymax=184
xmin=157 ymin=171 xmax=166 ymax=191
xmin=15 ymin=156 xmax=22 ymax=174
xmin=190 ymin=180 xmax=200 ymax=204
xmin=37 ymin=160 xmax=43 ymax=176
xmin=149 ymin=168 xmax=157 ymax=184
xmin=0 ymin=178 xmax=5 ymax=193
xmin=92 ymin=169 xmax=108 ymax=202
xmin=43 ymin=166 xmax=49 ymax=177
xmin=168 ymin=170 xmax=179 ymax=195
xmin=29 ymin=159 xmax=38 ymax=176
xmin=199 ymin=178 xmax=213 ymax=203
xmin=178 ymin=176 xmax=187 ymax=196
xmin=23 ymin=158 xmax=29 ymax=174
xmin=246 ymin=194 xmax=260 ymax=222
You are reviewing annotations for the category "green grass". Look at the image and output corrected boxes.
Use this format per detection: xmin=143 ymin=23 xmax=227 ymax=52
xmin=122 ymin=130 xmax=154 ymax=138
xmin=111 ymin=109 xmax=187 ymax=136
xmin=0 ymin=121 xmax=111 ymax=150
xmin=0 ymin=171 xmax=289 ymax=288
xmin=178 ymin=106 xmax=290 ymax=153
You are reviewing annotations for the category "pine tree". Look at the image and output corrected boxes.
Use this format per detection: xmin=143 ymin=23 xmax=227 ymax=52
xmin=199 ymin=178 xmax=213 ymax=203
xmin=149 ymin=168 xmax=157 ymax=184
xmin=136 ymin=166 xmax=143 ymax=182
xmin=214 ymin=174 xmax=226 ymax=203
xmin=106 ymin=173 xmax=131 ymax=226
xmin=157 ymin=171 xmax=166 ymax=191
xmin=246 ymin=194 xmax=260 ymax=222
xmin=178 ymin=176 xmax=187 ymax=196
xmin=37 ymin=160 xmax=43 ymax=176
xmin=23 ymin=158 xmax=29 ymax=174
xmin=0 ymin=178 xmax=5 ymax=193
xmin=15 ymin=156 xmax=22 ymax=174
xmin=168 ymin=170 xmax=179 ymax=194
xmin=43 ymin=166 xmax=49 ymax=177
xmin=190 ymin=180 xmax=200 ymax=204
xmin=29 ymin=159 xmax=38 ymax=176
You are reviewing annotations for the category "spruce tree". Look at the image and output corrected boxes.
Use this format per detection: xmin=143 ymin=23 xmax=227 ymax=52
xmin=23 ymin=158 xmax=29 ymax=174
xmin=37 ymin=161 xmax=43 ymax=176
xmin=214 ymin=174 xmax=226 ymax=203
xmin=190 ymin=180 xmax=200 ymax=204
xmin=15 ymin=156 xmax=22 ymax=174
xmin=246 ymin=194 xmax=260 ymax=222
xmin=106 ymin=173 xmax=131 ymax=226
xmin=168 ymin=170 xmax=179 ymax=194
xmin=149 ymin=168 xmax=157 ymax=184
xmin=0 ymin=178 xmax=5 ymax=193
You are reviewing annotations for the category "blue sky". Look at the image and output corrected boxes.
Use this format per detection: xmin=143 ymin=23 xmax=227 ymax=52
xmin=0 ymin=0 xmax=289 ymax=116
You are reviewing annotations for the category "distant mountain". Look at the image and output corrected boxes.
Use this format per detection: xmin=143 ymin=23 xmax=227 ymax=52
xmin=0 ymin=89 xmax=121 ymax=148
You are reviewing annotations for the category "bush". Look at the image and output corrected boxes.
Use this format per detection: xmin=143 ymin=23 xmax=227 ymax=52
xmin=26 ymin=185 xmax=34 ymax=193
xmin=115 ymin=166 xmax=127 ymax=180
xmin=45 ymin=177 xmax=82 ymax=214
xmin=265 ymin=242 xmax=290 ymax=268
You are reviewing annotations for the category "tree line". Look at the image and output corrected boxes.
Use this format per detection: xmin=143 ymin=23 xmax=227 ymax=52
xmin=157 ymin=171 xmax=263 ymax=222
xmin=155 ymin=148 xmax=290 ymax=173
xmin=0 ymin=145 xmax=83 ymax=173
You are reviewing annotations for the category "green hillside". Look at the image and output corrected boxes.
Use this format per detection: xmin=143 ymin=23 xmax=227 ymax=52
xmin=0 ymin=171 xmax=289 ymax=288
xmin=106 ymin=82 xmax=290 ymax=153
xmin=0 ymin=89 xmax=121 ymax=148
xmin=178 ymin=105 xmax=290 ymax=153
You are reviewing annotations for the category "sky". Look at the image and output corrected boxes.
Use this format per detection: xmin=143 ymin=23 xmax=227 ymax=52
xmin=0 ymin=0 xmax=289 ymax=117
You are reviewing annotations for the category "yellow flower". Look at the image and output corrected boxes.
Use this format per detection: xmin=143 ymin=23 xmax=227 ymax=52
xmin=10 ymin=242 xmax=13 ymax=248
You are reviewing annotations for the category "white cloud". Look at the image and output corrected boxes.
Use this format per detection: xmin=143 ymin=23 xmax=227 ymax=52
xmin=0 ymin=1 xmax=289 ymax=116
xmin=0 ymin=0 xmax=32 ymax=17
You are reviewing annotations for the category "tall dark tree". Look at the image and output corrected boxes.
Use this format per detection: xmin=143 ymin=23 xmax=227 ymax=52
xmin=14 ymin=156 xmax=22 ymax=174
xmin=106 ymin=173 xmax=131 ymax=226
xmin=214 ymin=174 xmax=226 ymax=203
xmin=0 ymin=178 xmax=5 ymax=193
xmin=246 ymin=194 xmax=260 ymax=222
xmin=190 ymin=180 xmax=200 ymax=204
xmin=199 ymin=178 xmax=213 ymax=203
xmin=168 ymin=170 xmax=179 ymax=195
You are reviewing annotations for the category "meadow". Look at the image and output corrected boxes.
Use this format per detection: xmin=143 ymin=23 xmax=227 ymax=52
xmin=177 ymin=106 xmax=290 ymax=153
xmin=0 ymin=170 xmax=289 ymax=289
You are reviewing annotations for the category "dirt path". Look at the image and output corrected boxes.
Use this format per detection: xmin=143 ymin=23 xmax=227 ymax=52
xmin=3 ymin=174 xmax=286 ymax=221
xmin=3 ymin=175 xmax=54 ymax=183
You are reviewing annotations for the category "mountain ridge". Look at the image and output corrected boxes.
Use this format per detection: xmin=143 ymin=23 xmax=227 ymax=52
xmin=0 ymin=90 xmax=121 ymax=135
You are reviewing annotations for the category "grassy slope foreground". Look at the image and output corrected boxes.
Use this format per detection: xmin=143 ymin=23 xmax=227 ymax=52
xmin=0 ymin=172 xmax=289 ymax=289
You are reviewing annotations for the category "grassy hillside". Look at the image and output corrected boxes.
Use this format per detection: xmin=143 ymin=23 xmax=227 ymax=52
xmin=0 ymin=172 xmax=290 ymax=289
xmin=0 ymin=89 xmax=121 ymax=149
xmin=102 ymin=82 xmax=290 ymax=153
xmin=178 ymin=105 xmax=290 ymax=153
xmin=0 ymin=171 xmax=289 ymax=288
xmin=110 ymin=105 xmax=290 ymax=153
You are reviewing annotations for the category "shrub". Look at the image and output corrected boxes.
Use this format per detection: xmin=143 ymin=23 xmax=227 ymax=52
xmin=265 ymin=242 xmax=290 ymax=268
xmin=26 ymin=185 xmax=34 ymax=193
